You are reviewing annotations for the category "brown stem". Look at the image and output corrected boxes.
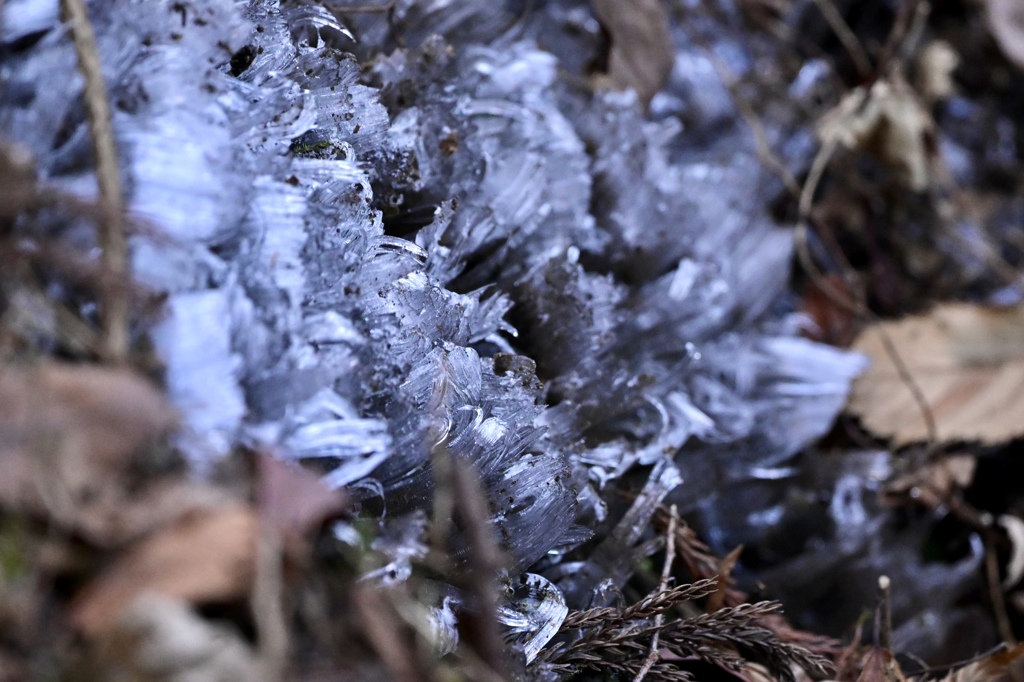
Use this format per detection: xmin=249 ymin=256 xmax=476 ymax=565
xmin=634 ymin=504 xmax=679 ymax=682
xmin=62 ymin=0 xmax=129 ymax=363
xmin=875 ymin=575 xmax=892 ymax=651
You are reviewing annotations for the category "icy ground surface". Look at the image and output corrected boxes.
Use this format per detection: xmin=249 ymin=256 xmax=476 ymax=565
xmin=2 ymin=0 xmax=870 ymax=660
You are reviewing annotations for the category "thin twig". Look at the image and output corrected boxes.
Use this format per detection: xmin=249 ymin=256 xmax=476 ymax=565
xmin=450 ymin=453 xmax=509 ymax=677
xmin=450 ymin=643 xmax=510 ymax=682
xmin=659 ymin=506 xmax=679 ymax=591
xmin=429 ymin=443 xmax=455 ymax=556
xmin=353 ymin=585 xmax=426 ymax=682
xmin=326 ymin=0 xmax=395 ymax=13
xmin=499 ymin=0 xmax=535 ymax=40
xmin=252 ymin=531 xmax=289 ymax=682
xmin=62 ymin=0 xmax=129 ymax=363
xmin=656 ymin=511 xmax=747 ymax=609
xmin=985 ymin=530 xmax=1018 ymax=646
xmin=876 ymin=0 xmax=926 ymax=77
xmin=634 ymin=504 xmax=679 ymax=682
xmin=703 ymin=51 xmax=802 ymax=200
xmin=810 ymin=0 xmax=872 ymax=79
xmin=902 ymin=643 xmax=1009 ymax=678
xmin=875 ymin=575 xmax=892 ymax=651
xmin=897 ymin=1 xmax=930 ymax=67
xmin=682 ymin=16 xmax=802 ymax=202
xmin=794 ymin=133 xmax=939 ymax=449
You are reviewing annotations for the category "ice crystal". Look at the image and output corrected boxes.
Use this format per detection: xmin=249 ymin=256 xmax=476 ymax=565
xmin=1 ymin=0 xmax=867 ymax=654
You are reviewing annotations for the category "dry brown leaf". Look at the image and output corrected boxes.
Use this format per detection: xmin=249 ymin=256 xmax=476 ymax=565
xmin=707 ymin=545 xmax=743 ymax=613
xmin=80 ymin=593 xmax=260 ymax=682
xmin=847 ymin=303 xmax=1024 ymax=446
xmin=71 ymin=505 xmax=259 ymax=636
xmin=590 ymin=0 xmax=674 ymax=109
xmin=986 ymin=0 xmax=1024 ymax=72
xmin=858 ymin=647 xmax=907 ymax=682
xmin=73 ymin=480 xmax=235 ymax=547
xmin=0 ymin=362 xmax=176 ymax=520
xmin=818 ymin=77 xmax=934 ymax=190
xmin=670 ymin=520 xmax=748 ymax=608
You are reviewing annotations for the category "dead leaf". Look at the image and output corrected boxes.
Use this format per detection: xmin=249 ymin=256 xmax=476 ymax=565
xmin=590 ymin=0 xmax=674 ymax=109
xmin=847 ymin=303 xmax=1024 ymax=446
xmin=858 ymin=647 xmax=907 ymax=682
xmin=72 ymin=480 xmax=235 ymax=547
xmin=257 ymin=454 xmax=348 ymax=547
xmin=707 ymin=545 xmax=743 ymax=613
xmin=818 ymin=77 xmax=934 ymax=190
xmin=80 ymin=593 xmax=260 ymax=682
xmin=0 ymin=362 xmax=176 ymax=521
xmin=671 ymin=520 xmax=748 ymax=609
xmin=801 ymin=273 xmax=858 ymax=347
xmin=71 ymin=505 xmax=258 ymax=636
xmin=986 ymin=0 xmax=1024 ymax=72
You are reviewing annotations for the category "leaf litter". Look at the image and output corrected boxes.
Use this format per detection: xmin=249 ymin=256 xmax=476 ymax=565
xmin=0 ymin=362 xmax=177 ymax=537
xmin=848 ymin=303 xmax=1024 ymax=446
xmin=70 ymin=504 xmax=260 ymax=636
xmin=589 ymin=0 xmax=675 ymax=109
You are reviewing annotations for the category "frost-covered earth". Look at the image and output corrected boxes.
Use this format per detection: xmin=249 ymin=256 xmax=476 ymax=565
xmin=1 ymin=0 xmax=871 ymax=660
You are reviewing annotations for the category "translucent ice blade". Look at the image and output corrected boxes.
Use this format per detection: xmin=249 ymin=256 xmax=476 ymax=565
xmin=498 ymin=573 xmax=568 ymax=663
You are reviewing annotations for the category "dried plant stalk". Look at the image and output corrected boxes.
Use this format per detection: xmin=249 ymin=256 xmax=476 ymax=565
xmin=62 ymin=0 xmax=129 ymax=362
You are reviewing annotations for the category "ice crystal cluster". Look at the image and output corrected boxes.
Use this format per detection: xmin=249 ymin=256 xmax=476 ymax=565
xmin=1 ymin=0 xmax=865 ymax=659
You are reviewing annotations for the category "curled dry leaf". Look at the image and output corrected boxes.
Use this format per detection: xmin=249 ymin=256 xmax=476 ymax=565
xmin=847 ymin=303 xmax=1024 ymax=446
xmin=817 ymin=77 xmax=934 ymax=190
xmin=590 ymin=0 xmax=675 ymax=109
xmin=0 ymin=362 xmax=176 ymax=522
xmin=71 ymin=505 xmax=259 ymax=636
xmin=986 ymin=0 xmax=1024 ymax=72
